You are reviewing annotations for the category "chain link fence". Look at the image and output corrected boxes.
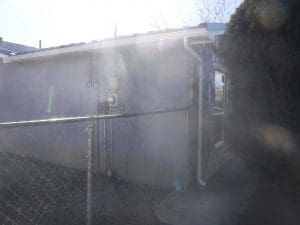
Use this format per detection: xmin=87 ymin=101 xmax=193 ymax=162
xmin=0 ymin=151 xmax=87 ymax=225
xmin=0 ymin=112 xmax=182 ymax=225
xmin=0 ymin=120 xmax=89 ymax=225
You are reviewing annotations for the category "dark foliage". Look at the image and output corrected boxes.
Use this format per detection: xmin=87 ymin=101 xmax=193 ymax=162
xmin=219 ymin=0 xmax=300 ymax=176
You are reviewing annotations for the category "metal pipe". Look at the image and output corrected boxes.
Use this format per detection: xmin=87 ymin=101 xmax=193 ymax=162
xmin=103 ymin=113 xmax=107 ymax=173
xmin=86 ymin=120 xmax=94 ymax=225
xmin=0 ymin=107 xmax=188 ymax=128
xmin=183 ymin=36 xmax=206 ymax=186
xmin=107 ymin=106 xmax=113 ymax=176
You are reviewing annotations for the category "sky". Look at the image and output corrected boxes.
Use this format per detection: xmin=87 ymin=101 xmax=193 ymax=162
xmin=0 ymin=0 xmax=242 ymax=48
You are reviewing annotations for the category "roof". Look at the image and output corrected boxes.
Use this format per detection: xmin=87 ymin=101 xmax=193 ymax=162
xmin=13 ymin=26 xmax=205 ymax=56
xmin=1 ymin=24 xmax=224 ymax=63
xmin=0 ymin=41 xmax=36 ymax=56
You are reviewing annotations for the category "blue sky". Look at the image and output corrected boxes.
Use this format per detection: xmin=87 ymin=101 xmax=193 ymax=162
xmin=0 ymin=0 xmax=242 ymax=48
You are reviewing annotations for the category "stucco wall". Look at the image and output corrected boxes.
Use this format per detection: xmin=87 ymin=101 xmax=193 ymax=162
xmin=0 ymin=41 xmax=198 ymax=187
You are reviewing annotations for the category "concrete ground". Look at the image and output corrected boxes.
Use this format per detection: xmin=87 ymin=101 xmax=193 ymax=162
xmin=91 ymin=175 xmax=171 ymax=225
xmin=155 ymin=156 xmax=257 ymax=225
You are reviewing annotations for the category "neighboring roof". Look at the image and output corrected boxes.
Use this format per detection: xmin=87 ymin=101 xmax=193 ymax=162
xmin=0 ymin=47 xmax=12 ymax=55
xmin=198 ymin=23 xmax=227 ymax=42
xmin=198 ymin=23 xmax=227 ymax=31
xmin=1 ymin=24 xmax=223 ymax=63
xmin=0 ymin=41 xmax=36 ymax=56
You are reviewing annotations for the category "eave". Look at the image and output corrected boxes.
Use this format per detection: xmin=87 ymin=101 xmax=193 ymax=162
xmin=3 ymin=28 xmax=212 ymax=63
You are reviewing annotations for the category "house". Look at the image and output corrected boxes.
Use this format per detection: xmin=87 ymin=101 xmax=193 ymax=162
xmin=0 ymin=24 xmax=226 ymax=188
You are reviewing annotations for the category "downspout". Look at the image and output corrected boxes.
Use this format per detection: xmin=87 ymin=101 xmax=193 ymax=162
xmin=183 ymin=36 xmax=206 ymax=186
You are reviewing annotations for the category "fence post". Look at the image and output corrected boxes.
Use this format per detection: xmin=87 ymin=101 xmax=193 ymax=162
xmin=86 ymin=120 xmax=94 ymax=225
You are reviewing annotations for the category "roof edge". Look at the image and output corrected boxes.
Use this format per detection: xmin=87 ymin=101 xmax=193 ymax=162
xmin=3 ymin=28 xmax=212 ymax=63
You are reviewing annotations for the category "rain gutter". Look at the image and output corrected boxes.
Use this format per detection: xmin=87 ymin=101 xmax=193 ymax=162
xmin=3 ymin=28 xmax=211 ymax=63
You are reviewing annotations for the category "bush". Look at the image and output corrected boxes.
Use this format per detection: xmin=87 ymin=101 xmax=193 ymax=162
xmin=219 ymin=0 xmax=300 ymax=176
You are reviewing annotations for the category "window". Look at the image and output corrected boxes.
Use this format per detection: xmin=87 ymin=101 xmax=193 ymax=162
xmin=214 ymin=70 xmax=225 ymax=110
xmin=214 ymin=70 xmax=225 ymax=145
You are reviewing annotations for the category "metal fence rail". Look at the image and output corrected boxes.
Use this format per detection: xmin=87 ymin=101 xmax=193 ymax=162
xmin=0 ymin=108 xmax=187 ymax=128
xmin=0 ymin=107 xmax=188 ymax=225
